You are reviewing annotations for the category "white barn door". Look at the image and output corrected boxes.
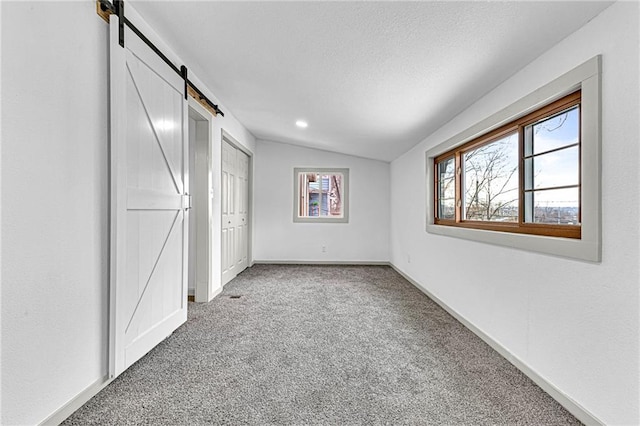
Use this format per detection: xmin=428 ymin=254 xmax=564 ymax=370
xmin=109 ymin=20 xmax=189 ymax=377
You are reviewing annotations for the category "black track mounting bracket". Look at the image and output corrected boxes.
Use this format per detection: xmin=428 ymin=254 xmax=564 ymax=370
xmin=95 ymin=0 xmax=224 ymax=116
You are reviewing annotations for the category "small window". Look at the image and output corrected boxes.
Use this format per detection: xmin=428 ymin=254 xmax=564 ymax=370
xmin=293 ymin=168 xmax=349 ymax=223
xmin=434 ymin=91 xmax=581 ymax=239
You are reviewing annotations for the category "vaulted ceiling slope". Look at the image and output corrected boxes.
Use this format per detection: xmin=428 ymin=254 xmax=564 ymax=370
xmin=131 ymin=1 xmax=612 ymax=162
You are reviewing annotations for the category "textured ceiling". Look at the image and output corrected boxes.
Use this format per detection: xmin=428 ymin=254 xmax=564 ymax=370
xmin=130 ymin=1 xmax=612 ymax=161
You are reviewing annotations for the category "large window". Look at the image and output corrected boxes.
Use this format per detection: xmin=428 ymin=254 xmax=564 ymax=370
xmin=435 ymin=91 xmax=581 ymax=238
xmin=426 ymin=55 xmax=601 ymax=262
xmin=293 ymin=168 xmax=349 ymax=223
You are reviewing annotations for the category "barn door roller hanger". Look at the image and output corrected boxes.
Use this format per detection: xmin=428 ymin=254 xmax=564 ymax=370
xmin=97 ymin=0 xmax=225 ymax=117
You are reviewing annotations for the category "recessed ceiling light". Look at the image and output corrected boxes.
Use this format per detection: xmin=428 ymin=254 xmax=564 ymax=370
xmin=296 ymin=120 xmax=308 ymax=128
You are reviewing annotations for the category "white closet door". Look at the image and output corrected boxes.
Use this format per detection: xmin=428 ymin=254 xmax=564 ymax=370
xmin=221 ymin=140 xmax=237 ymax=285
xmin=109 ymin=19 xmax=189 ymax=377
xmin=221 ymin=140 xmax=249 ymax=285
xmin=236 ymin=150 xmax=249 ymax=271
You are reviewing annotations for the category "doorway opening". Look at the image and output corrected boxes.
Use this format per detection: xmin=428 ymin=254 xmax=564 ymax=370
xmin=188 ymin=100 xmax=214 ymax=302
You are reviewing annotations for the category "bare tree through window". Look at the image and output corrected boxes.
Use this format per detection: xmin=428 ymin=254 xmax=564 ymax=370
xmin=463 ymin=133 xmax=519 ymax=222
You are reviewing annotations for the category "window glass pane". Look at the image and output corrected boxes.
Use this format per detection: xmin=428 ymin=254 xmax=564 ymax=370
xmin=530 ymin=187 xmax=580 ymax=225
xmin=320 ymin=175 xmax=329 ymax=216
xmin=531 ymin=145 xmax=579 ymax=189
xmin=306 ymin=173 xmax=320 ymax=217
xmin=301 ymin=173 xmax=343 ymax=218
xmin=524 ymin=125 xmax=534 ymax=157
xmin=437 ymin=157 xmax=455 ymax=219
xmin=295 ymin=168 xmax=348 ymax=222
xmin=328 ymin=174 xmax=343 ymax=217
xmin=463 ymin=133 xmax=519 ymax=222
xmin=532 ymin=106 xmax=579 ymax=154
xmin=524 ymin=191 xmax=534 ymax=223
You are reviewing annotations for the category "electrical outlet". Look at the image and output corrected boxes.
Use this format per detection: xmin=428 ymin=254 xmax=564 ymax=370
xmin=407 ymin=254 xmax=411 ymax=263
xmin=322 ymin=246 xmax=327 ymax=253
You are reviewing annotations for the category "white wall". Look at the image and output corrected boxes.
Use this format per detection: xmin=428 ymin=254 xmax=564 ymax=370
xmin=390 ymin=2 xmax=639 ymax=425
xmin=0 ymin=2 xmax=255 ymax=424
xmin=254 ymin=140 xmax=389 ymax=263
xmin=1 ymin=1 xmax=5 ymax=421
xmin=1 ymin=3 xmax=108 ymax=424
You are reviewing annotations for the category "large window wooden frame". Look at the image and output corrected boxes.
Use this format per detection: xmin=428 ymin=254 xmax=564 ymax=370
xmin=434 ymin=91 xmax=581 ymax=239
xmin=425 ymin=55 xmax=601 ymax=262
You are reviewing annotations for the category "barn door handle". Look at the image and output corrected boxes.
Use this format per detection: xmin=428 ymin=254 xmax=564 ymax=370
xmin=182 ymin=194 xmax=192 ymax=210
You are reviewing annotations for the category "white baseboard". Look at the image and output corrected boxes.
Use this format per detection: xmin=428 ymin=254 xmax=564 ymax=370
xmin=253 ymin=260 xmax=390 ymax=266
xmin=39 ymin=375 xmax=111 ymax=426
xmin=210 ymin=286 xmax=223 ymax=300
xmin=389 ymin=263 xmax=604 ymax=426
